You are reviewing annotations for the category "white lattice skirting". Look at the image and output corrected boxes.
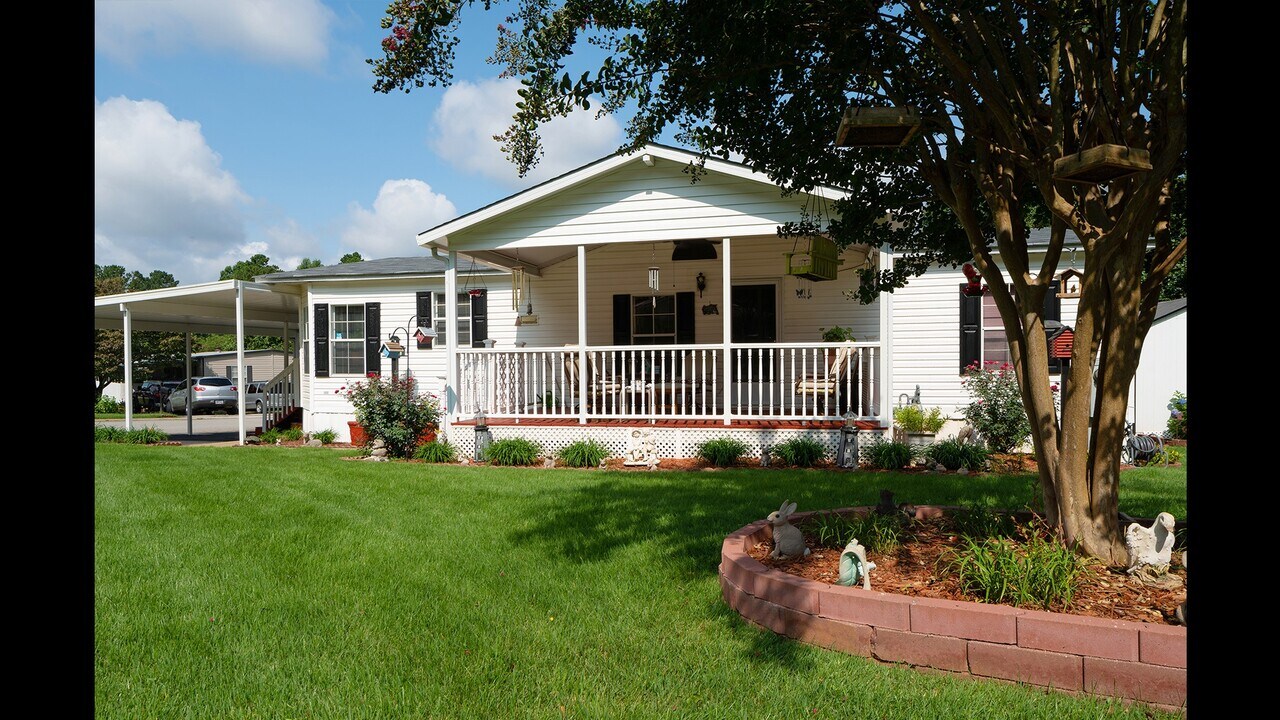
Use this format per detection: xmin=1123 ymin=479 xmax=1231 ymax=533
xmin=443 ymin=424 xmax=888 ymax=464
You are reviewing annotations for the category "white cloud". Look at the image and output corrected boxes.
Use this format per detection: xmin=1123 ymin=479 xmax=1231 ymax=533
xmin=264 ymin=219 xmax=320 ymax=271
xmin=341 ymin=180 xmax=458 ymax=258
xmin=429 ymin=77 xmax=625 ymax=186
xmin=95 ymin=0 xmax=335 ymax=67
xmin=95 ymin=96 xmax=253 ymax=283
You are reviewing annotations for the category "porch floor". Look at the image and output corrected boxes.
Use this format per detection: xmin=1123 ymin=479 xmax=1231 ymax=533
xmin=451 ymin=417 xmax=886 ymax=430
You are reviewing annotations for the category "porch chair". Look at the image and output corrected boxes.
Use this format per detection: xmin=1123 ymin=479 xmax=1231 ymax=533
xmin=562 ymin=345 xmax=628 ymax=411
xmin=793 ymin=346 xmax=856 ymax=416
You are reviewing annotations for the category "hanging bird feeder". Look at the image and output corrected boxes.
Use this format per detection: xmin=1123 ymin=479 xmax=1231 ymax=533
xmin=785 ymin=235 xmax=841 ymax=281
xmin=1053 ymin=144 xmax=1151 ymax=184
xmin=834 ymin=106 xmax=923 ymax=148
xmin=1058 ymin=268 xmax=1083 ymax=297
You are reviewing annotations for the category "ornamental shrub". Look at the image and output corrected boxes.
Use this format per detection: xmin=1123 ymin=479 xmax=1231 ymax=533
xmin=483 ymin=437 xmax=541 ymax=466
xmin=695 ymin=437 xmax=749 ymax=466
xmin=341 ymin=374 xmax=442 ymax=458
xmin=557 ymin=439 xmax=611 ymax=468
xmin=924 ymin=439 xmax=989 ymax=471
xmin=961 ymin=361 xmax=1032 ymax=453
xmin=770 ymin=437 xmax=826 ymax=467
xmin=95 ymin=395 xmax=123 ymax=414
xmin=1166 ymin=391 xmax=1187 ymax=439
xmin=893 ymin=405 xmax=946 ymax=433
xmin=415 ymin=438 xmax=460 ymax=463
xmin=864 ymin=439 xmax=915 ymax=469
xmin=312 ymin=429 xmax=337 ymax=444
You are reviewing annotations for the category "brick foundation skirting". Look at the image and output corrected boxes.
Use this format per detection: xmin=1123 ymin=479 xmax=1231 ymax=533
xmin=721 ymin=510 xmax=1186 ymax=712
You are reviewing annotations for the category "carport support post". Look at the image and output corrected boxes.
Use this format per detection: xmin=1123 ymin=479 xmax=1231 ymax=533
xmin=121 ymin=304 xmax=133 ymax=431
xmin=445 ymin=251 xmax=458 ymax=424
xmin=236 ymin=281 xmax=246 ymax=445
xmin=185 ymin=332 xmax=193 ymax=436
xmin=877 ymin=245 xmax=894 ymax=427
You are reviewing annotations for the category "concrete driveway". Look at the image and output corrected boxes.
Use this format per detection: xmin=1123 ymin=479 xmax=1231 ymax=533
xmin=95 ymin=413 xmax=264 ymax=446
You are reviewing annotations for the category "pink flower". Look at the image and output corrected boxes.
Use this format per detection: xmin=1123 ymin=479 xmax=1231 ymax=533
xmin=1050 ymin=384 xmax=1060 ymax=392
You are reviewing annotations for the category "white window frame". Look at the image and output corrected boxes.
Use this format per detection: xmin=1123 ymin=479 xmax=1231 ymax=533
xmin=331 ymin=304 xmax=366 ymax=376
xmin=631 ymin=293 xmax=677 ymax=345
xmin=435 ymin=292 xmax=475 ymax=347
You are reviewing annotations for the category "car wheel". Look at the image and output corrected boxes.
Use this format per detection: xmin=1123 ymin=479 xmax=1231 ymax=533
xmin=255 ymin=400 xmax=263 ymax=413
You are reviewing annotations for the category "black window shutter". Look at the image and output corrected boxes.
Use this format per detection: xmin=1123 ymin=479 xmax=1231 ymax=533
xmin=676 ymin=291 xmax=695 ymax=344
xmin=416 ymin=291 xmax=434 ymax=349
xmin=314 ymin=304 xmax=330 ymax=378
xmin=365 ymin=302 xmax=381 ymax=376
xmin=612 ymin=294 xmax=632 ymax=345
xmin=470 ymin=290 xmax=487 ymax=348
xmin=1043 ymin=279 xmax=1061 ymax=322
xmin=1043 ymin=279 xmax=1061 ymax=371
xmin=959 ymin=285 xmax=981 ymax=373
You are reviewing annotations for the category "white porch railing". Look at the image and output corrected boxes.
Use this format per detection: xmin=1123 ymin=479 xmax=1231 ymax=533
xmin=262 ymin=359 xmax=300 ymax=431
xmin=455 ymin=342 xmax=879 ymax=422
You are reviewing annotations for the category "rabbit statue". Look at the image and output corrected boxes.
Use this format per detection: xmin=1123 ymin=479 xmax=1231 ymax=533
xmin=767 ymin=500 xmax=810 ymax=559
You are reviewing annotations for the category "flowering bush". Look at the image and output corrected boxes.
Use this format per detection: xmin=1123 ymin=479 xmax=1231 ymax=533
xmin=961 ymin=361 xmax=1032 ymax=454
xmin=1166 ymin=391 xmax=1187 ymax=439
xmin=339 ymin=373 xmax=441 ymax=458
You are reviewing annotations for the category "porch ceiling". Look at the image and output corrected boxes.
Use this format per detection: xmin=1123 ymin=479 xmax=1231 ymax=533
xmin=94 ymin=280 xmax=303 ymax=334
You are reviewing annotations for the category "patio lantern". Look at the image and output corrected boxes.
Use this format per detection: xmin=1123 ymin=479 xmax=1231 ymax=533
xmin=834 ymin=106 xmax=923 ymax=148
xmin=835 ymin=416 xmax=860 ymax=468
xmin=1052 ymin=144 xmax=1151 ymax=184
xmin=474 ymin=411 xmax=492 ymax=462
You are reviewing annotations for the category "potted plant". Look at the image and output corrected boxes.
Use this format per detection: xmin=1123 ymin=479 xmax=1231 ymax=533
xmin=893 ymin=404 xmax=947 ymax=449
xmin=820 ymin=326 xmax=856 ymax=343
xmin=341 ymin=373 xmax=442 ymax=458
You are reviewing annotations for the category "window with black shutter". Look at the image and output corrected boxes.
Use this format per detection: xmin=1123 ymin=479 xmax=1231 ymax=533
xmin=314 ymin=304 xmax=330 ymax=377
xmin=470 ymin=289 xmax=488 ymax=347
xmin=959 ymin=285 xmax=980 ymax=373
xmin=364 ymin=302 xmax=381 ymax=376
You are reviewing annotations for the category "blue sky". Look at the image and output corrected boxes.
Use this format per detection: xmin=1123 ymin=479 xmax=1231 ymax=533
xmin=94 ymin=0 xmax=657 ymax=284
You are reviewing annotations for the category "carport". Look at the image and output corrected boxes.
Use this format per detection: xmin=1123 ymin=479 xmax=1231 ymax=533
xmin=94 ymin=280 xmax=304 ymax=444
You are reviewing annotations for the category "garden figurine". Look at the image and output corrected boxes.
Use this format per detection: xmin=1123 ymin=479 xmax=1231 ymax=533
xmin=838 ymin=539 xmax=875 ymax=590
xmin=1124 ymin=512 xmax=1177 ymax=576
xmin=767 ymin=500 xmax=809 ymax=559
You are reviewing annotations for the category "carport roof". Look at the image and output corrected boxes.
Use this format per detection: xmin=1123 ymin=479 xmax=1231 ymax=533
xmin=94 ymin=280 xmax=302 ymax=334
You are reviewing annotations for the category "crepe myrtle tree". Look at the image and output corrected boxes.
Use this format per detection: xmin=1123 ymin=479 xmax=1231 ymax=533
xmin=368 ymin=0 xmax=1187 ymax=564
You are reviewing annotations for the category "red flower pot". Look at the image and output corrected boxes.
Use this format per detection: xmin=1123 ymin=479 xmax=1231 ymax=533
xmin=348 ymin=421 xmax=368 ymax=446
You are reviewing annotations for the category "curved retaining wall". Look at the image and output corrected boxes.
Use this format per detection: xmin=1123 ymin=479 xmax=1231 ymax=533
xmin=720 ymin=509 xmax=1186 ymax=712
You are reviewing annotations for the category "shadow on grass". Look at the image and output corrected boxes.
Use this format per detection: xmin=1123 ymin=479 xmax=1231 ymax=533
xmin=506 ymin=468 xmax=1034 ymax=576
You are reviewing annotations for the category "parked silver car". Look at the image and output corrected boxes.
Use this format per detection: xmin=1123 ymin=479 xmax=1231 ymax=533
xmin=165 ymin=376 xmax=240 ymax=414
xmin=245 ymin=381 xmax=267 ymax=413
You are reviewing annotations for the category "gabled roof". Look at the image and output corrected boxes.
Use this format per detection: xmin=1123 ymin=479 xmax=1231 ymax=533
xmin=255 ymin=256 xmax=505 ymax=283
xmin=417 ymin=142 xmax=851 ymax=248
xmin=1154 ymin=297 xmax=1187 ymax=321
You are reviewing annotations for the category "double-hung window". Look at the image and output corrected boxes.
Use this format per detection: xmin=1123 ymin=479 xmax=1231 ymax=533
xmin=631 ymin=294 xmax=676 ymax=345
xmin=331 ymin=304 xmax=365 ymax=375
xmin=435 ymin=293 xmax=475 ymax=346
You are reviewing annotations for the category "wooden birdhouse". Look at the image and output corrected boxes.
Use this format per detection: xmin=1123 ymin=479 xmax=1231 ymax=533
xmin=379 ymin=340 xmax=404 ymax=359
xmin=1052 ymin=144 xmax=1151 ymax=184
xmin=1050 ymin=328 xmax=1075 ymax=359
xmin=1057 ymin=268 xmax=1083 ymax=297
xmin=785 ymin=235 xmax=842 ymax=281
xmin=834 ymin=106 xmax=923 ymax=148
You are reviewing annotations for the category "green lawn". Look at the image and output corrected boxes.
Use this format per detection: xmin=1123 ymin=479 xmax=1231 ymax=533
xmin=95 ymin=445 xmax=1186 ymax=719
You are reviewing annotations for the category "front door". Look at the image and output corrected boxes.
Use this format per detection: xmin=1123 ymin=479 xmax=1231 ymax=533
xmin=731 ymin=284 xmax=777 ymax=383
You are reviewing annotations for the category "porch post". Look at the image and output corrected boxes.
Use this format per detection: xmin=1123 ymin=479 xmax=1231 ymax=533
xmin=184 ymin=331 xmax=193 ymax=436
xmin=445 ymin=251 xmax=458 ymax=424
xmin=721 ymin=237 xmax=732 ymax=426
xmin=236 ymin=281 xmax=246 ymax=445
xmin=297 ymin=297 xmax=305 ymax=429
xmin=121 ymin=303 xmax=133 ymax=431
xmin=878 ymin=245 xmax=894 ymax=428
xmin=577 ymin=244 xmax=587 ymax=425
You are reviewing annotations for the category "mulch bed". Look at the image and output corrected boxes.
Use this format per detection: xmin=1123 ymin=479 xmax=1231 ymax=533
xmin=747 ymin=516 xmax=1186 ymax=625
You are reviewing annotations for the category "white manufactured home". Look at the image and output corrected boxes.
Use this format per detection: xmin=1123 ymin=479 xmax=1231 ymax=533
xmin=97 ymin=143 xmax=1182 ymax=453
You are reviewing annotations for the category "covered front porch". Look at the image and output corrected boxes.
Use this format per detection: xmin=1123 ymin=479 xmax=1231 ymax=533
xmin=434 ymin=234 xmax=895 ymax=428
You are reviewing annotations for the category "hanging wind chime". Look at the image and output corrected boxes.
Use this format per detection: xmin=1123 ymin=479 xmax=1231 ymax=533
xmin=511 ymin=266 xmax=525 ymax=311
xmin=647 ymin=243 xmax=660 ymax=304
